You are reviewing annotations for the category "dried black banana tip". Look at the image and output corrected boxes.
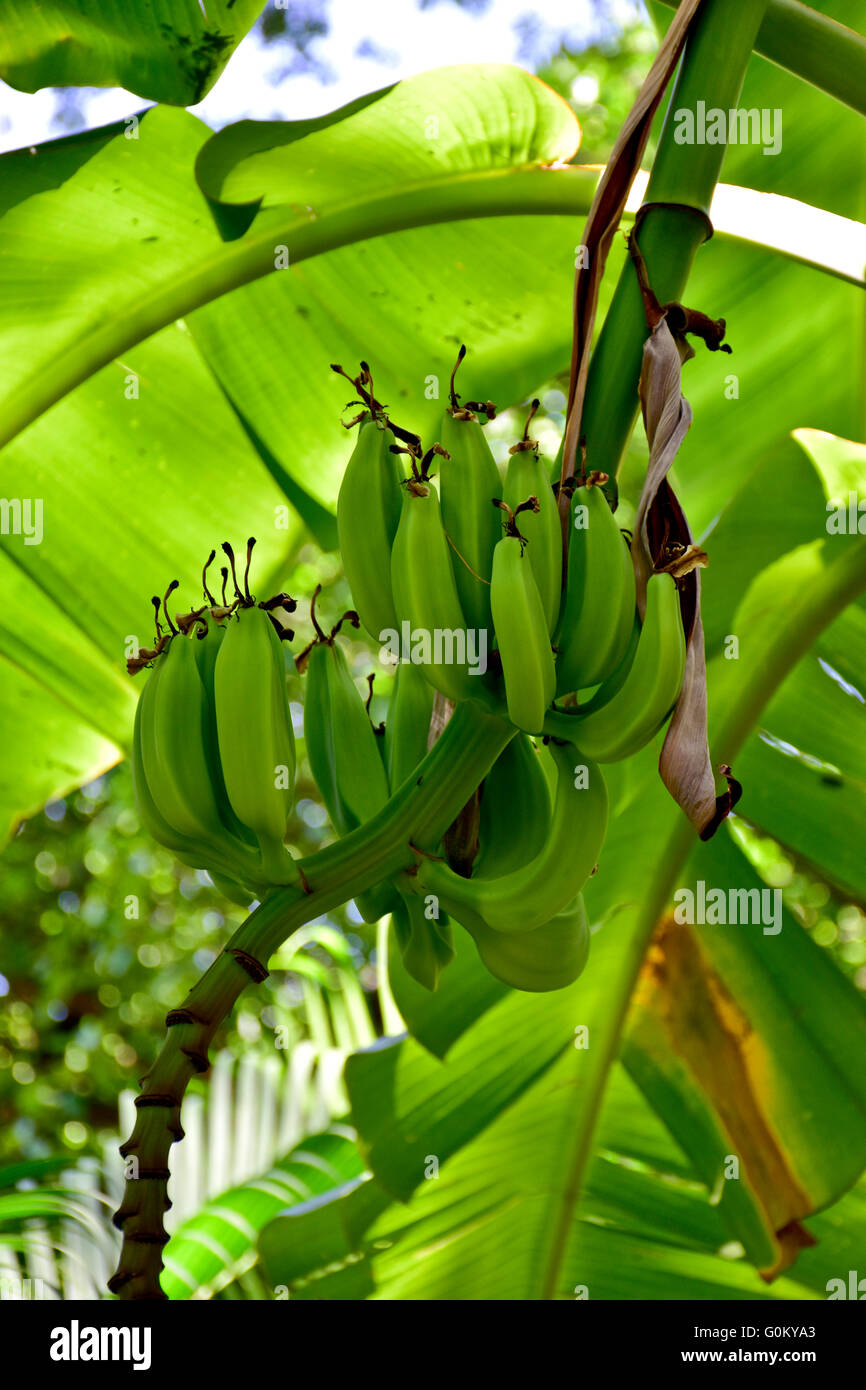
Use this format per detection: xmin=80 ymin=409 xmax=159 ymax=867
xmin=162 ymin=580 xmax=179 ymax=634
xmin=221 ymin=542 xmax=244 ymax=604
xmin=202 ymin=550 xmax=217 ymax=605
xmin=259 ymin=591 xmax=298 ymax=614
xmin=242 ymin=537 xmax=257 ymax=603
xmin=493 ymin=497 xmax=532 ymax=549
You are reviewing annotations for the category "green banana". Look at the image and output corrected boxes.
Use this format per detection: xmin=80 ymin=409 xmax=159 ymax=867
xmin=503 ymin=409 xmax=562 ymax=635
xmin=489 ymin=523 xmax=556 ymax=735
xmin=392 ymin=880 xmax=455 ymax=991
xmin=548 ymin=571 xmax=686 ymax=761
xmin=213 ymin=601 xmax=298 ymax=884
xmin=132 ymin=672 xmax=214 ymax=872
xmin=390 ymin=463 xmax=484 ymax=703
xmin=451 ymin=891 xmax=590 ymax=992
xmin=417 ymin=739 xmax=608 ymax=933
xmin=475 ymin=734 xmax=551 ymax=878
xmin=303 ymin=634 xmax=390 ymax=836
xmin=302 ymin=619 xmax=398 ymax=922
xmin=555 ymin=480 xmax=636 ymax=696
xmin=192 ymin=614 xmax=259 ymax=851
xmin=337 ymin=414 xmax=404 ymax=642
xmin=437 ymin=406 xmax=501 ymax=638
xmin=574 ymin=612 xmax=640 ymax=716
xmin=384 ymin=658 xmax=434 ymax=793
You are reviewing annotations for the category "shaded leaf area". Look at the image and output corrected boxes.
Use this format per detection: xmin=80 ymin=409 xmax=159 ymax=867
xmin=0 ymin=322 xmax=299 ymax=832
xmin=0 ymin=0 xmax=264 ymax=105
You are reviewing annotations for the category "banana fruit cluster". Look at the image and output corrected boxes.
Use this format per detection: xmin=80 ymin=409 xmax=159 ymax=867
xmin=128 ymin=542 xmax=300 ymax=902
xmin=334 ymin=355 xmax=686 ymax=755
xmin=324 ymin=353 xmax=690 ymax=990
xmin=126 ymin=352 xmax=691 ymax=1001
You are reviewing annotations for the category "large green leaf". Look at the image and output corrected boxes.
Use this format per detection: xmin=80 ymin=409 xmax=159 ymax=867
xmin=0 ymin=0 xmax=265 ymax=105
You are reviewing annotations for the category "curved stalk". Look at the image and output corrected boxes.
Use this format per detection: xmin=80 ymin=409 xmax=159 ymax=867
xmin=109 ymin=699 xmax=514 ymax=1300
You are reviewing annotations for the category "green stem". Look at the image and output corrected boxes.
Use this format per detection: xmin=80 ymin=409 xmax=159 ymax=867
xmin=657 ymin=0 xmax=866 ymax=116
xmin=109 ymin=699 xmax=514 ymax=1300
xmin=576 ymin=0 xmax=769 ymax=482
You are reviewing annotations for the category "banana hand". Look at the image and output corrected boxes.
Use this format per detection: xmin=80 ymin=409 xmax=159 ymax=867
xmin=303 ymin=618 xmax=398 ymax=923
xmin=392 ymin=879 xmax=455 ymax=991
xmin=437 ymin=406 xmax=501 ymax=639
xmin=384 ymin=658 xmax=434 ymax=793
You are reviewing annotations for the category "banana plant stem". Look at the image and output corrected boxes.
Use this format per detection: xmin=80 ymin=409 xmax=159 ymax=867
xmin=108 ymin=699 xmax=514 ymax=1300
xmin=576 ymin=0 xmax=768 ymax=482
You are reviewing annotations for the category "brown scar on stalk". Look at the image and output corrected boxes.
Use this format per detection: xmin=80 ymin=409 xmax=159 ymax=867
xmin=627 ymin=227 xmax=732 ymax=353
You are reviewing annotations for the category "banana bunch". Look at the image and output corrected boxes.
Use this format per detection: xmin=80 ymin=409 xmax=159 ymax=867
xmin=129 ymin=541 xmax=300 ymax=900
xmin=322 ymin=353 xmax=691 ymax=994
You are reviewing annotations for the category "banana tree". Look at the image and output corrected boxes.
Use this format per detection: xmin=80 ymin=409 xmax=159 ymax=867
xmin=0 ymin=0 xmax=865 ymax=1301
